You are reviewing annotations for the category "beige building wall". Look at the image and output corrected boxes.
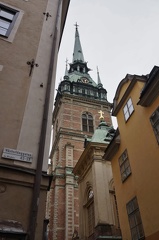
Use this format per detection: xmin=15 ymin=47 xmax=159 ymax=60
xmin=0 ymin=0 xmax=64 ymax=171
xmin=74 ymin=141 xmax=121 ymax=240
xmin=0 ymin=0 xmax=70 ymax=239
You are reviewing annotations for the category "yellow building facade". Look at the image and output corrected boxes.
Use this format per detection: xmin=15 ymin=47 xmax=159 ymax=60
xmin=104 ymin=67 xmax=159 ymax=240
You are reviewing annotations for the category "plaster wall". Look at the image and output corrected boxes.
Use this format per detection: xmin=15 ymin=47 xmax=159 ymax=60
xmin=112 ymin=81 xmax=159 ymax=239
xmin=92 ymin=159 xmax=114 ymax=226
xmin=0 ymin=0 xmax=63 ymax=171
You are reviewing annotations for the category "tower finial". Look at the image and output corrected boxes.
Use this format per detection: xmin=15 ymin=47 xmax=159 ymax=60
xmin=97 ymin=66 xmax=103 ymax=87
xmin=65 ymin=58 xmax=68 ymax=70
xmin=74 ymin=22 xmax=79 ymax=30
xmin=64 ymin=58 xmax=69 ymax=79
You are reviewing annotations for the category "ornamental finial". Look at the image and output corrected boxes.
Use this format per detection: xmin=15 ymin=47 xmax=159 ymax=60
xmin=98 ymin=110 xmax=104 ymax=120
xmin=74 ymin=22 xmax=79 ymax=30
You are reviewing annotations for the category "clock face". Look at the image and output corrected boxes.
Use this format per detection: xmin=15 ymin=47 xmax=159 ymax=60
xmin=81 ymin=77 xmax=89 ymax=83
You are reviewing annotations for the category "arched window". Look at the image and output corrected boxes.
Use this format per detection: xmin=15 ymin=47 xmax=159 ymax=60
xmin=82 ymin=112 xmax=94 ymax=133
xmin=87 ymin=189 xmax=95 ymax=236
xmin=109 ymin=179 xmax=120 ymax=229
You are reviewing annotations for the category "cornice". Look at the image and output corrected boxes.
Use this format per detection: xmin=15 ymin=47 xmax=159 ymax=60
xmin=112 ymin=76 xmax=146 ymax=116
xmin=73 ymin=142 xmax=106 ymax=179
xmin=137 ymin=71 xmax=159 ymax=106
xmin=50 ymin=128 xmax=89 ymax=158
xmin=63 ymin=92 xmax=112 ymax=107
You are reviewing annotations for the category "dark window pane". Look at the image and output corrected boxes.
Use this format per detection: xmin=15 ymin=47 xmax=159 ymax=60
xmin=82 ymin=112 xmax=94 ymax=133
xmin=138 ymin=224 xmax=145 ymax=238
xmin=127 ymin=197 xmax=144 ymax=240
xmin=129 ymin=215 xmax=136 ymax=228
xmin=89 ymin=126 xmax=93 ymax=133
xmin=119 ymin=150 xmax=131 ymax=182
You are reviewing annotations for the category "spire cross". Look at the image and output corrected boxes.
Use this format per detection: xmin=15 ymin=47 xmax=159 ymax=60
xmin=65 ymin=58 xmax=68 ymax=66
xmin=74 ymin=22 xmax=79 ymax=29
xmin=98 ymin=110 xmax=104 ymax=120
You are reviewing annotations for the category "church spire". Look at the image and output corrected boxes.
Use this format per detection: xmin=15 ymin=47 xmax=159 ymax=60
xmin=64 ymin=58 xmax=69 ymax=80
xmin=65 ymin=59 xmax=68 ymax=76
xmin=97 ymin=67 xmax=103 ymax=87
xmin=72 ymin=23 xmax=85 ymax=63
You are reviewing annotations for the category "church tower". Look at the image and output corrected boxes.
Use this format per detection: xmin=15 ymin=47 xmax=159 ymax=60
xmin=48 ymin=24 xmax=113 ymax=240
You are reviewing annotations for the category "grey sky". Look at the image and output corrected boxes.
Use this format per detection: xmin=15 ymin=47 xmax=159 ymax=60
xmin=56 ymin=0 xmax=159 ymax=126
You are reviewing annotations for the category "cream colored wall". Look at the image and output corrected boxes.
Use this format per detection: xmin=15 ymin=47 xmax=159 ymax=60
xmin=17 ymin=0 xmax=62 ymax=171
xmin=0 ymin=0 xmax=63 ymax=171
xmin=112 ymin=80 xmax=159 ymax=239
xmin=78 ymin=168 xmax=92 ymax=239
xmin=78 ymin=147 xmax=116 ymax=239
xmin=0 ymin=0 xmax=47 ymax=152
xmin=92 ymin=159 xmax=115 ymax=226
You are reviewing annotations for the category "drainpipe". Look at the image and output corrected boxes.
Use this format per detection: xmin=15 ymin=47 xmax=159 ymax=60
xmin=28 ymin=0 xmax=63 ymax=239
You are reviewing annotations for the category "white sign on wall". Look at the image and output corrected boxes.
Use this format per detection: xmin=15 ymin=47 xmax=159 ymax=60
xmin=2 ymin=148 xmax=33 ymax=163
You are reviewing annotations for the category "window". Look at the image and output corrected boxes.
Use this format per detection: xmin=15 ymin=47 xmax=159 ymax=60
xmin=82 ymin=112 xmax=94 ymax=133
xmin=150 ymin=107 xmax=159 ymax=144
xmin=123 ymin=98 xmax=134 ymax=121
xmin=87 ymin=189 xmax=95 ymax=236
xmin=127 ymin=197 xmax=145 ymax=240
xmin=109 ymin=180 xmax=120 ymax=229
xmin=119 ymin=150 xmax=131 ymax=182
xmin=0 ymin=4 xmax=19 ymax=37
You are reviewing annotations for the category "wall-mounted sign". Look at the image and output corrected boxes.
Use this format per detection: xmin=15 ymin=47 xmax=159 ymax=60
xmin=2 ymin=148 xmax=33 ymax=163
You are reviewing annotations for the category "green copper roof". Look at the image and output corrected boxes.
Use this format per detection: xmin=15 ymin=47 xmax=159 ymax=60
xmin=72 ymin=24 xmax=85 ymax=63
xmin=55 ymin=24 xmax=109 ymax=103
xmin=85 ymin=120 xmax=115 ymax=145
xmin=91 ymin=121 xmax=114 ymax=144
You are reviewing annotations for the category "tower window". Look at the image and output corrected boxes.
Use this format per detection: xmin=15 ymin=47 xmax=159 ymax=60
xmin=80 ymin=67 xmax=83 ymax=72
xmin=0 ymin=4 xmax=19 ymax=37
xmin=82 ymin=113 xmax=94 ymax=133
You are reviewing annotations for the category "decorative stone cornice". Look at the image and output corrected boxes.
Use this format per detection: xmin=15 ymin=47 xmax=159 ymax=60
xmin=50 ymin=128 xmax=87 ymax=158
xmin=113 ymin=75 xmax=146 ymax=116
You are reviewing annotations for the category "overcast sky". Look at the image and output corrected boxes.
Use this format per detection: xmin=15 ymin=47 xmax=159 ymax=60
xmin=55 ymin=0 xmax=159 ymax=127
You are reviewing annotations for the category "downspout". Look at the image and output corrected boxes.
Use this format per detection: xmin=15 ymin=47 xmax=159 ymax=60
xmin=28 ymin=0 xmax=63 ymax=239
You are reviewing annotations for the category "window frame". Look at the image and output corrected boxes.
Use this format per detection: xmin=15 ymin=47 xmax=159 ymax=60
xmin=84 ymin=189 xmax=95 ymax=237
xmin=123 ymin=98 xmax=134 ymax=122
xmin=82 ymin=112 xmax=94 ymax=133
xmin=118 ymin=149 xmax=131 ymax=182
xmin=150 ymin=106 xmax=159 ymax=144
xmin=0 ymin=3 xmax=19 ymax=38
xmin=126 ymin=197 xmax=145 ymax=240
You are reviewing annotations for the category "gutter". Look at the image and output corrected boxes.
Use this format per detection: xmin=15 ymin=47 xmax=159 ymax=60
xmin=28 ymin=1 xmax=67 ymax=239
